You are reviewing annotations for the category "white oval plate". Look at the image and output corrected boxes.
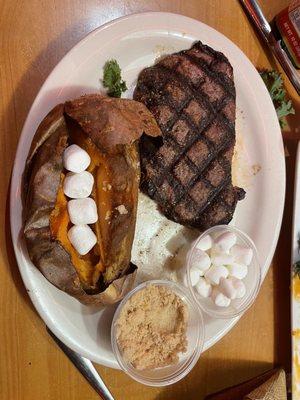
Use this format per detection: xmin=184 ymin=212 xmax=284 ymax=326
xmin=10 ymin=12 xmax=285 ymax=368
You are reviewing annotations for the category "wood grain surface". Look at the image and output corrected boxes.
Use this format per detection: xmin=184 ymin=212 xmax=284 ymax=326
xmin=0 ymin=1 xmax=299 ymax=399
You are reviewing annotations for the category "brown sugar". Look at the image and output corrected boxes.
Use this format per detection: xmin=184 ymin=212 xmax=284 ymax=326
xmin=115 ymin=284 xmax=188 ymax=370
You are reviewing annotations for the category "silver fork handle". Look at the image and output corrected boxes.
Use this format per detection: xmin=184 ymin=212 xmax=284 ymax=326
xmin=47 ymin=327 xmax=115 ymax=400
xmin=240 ymin=0 xmax=300 ymax=95
xmin=240 ymin=0 xmax=271 ymax=41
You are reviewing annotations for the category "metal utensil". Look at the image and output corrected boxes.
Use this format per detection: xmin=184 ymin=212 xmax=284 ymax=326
xmin=47 ymin=327 xmax=115 ymax=400
xmin=240 ymin=0 xmax=300 ymax=95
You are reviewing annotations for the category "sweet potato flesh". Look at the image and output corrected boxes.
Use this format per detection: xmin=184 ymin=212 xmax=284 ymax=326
xmin=50 ymin=128 xmax=129 ymax=289
xmin=50 ymin=177 xmax=103 ymax=288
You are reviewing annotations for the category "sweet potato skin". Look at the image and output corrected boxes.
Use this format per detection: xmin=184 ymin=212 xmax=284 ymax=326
xmin=22 ymin=94 xmax=161 ymax=305
xmin=64 ymin=94 xmax=160 ymax=151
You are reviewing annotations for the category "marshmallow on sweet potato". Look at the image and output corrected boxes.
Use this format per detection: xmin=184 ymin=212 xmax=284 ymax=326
xmin=67 ymin=198 xmax=98 ymax=225
xmin=63 ymin=171 xmax=94 ymax=199
xmin=63 ymin=144 xmax=91 ymax=173
xmin=68 ymin=225 xmax=97 ymax=255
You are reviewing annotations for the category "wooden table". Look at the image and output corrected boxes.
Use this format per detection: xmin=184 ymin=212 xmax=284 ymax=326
xmin=1 ymin=1 xmax=299 ymax=399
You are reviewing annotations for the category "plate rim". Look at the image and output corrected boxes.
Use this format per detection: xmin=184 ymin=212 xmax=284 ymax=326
xmin=10 ymin=11 xmax=286 ymax=368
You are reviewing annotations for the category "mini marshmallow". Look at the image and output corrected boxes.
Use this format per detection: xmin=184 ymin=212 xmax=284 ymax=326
xmin=196 ymin=235 xmax=213 ymax=252
xmin=68 ymin=225 xmax=97 ymax=255
xmin=63 ymin=144 xmax=91 ymax=173
xmin=179 ymin=267 xmax=199 ymax=287
xmin=231 ymin=277 xmax=246 ymax=298
xmin=218 ymin=277 xmax=237 ymax=299
xmin=67 ymin=198 xmax=98 ymax=225
xmin=189 ymin=267 xmax=202 ymax=286
xmin=195 ymin=277 xmax=212 ymax=298
xmin=63 ymin=171 xmax=94 ymax=199
xmin=190 ymin=248 xmax=211 ymax=272
xmin=227 ymin=263 xmax=248 ymax=279
xmin=211 ymin=253 xmax=234 ymax=267
xmin=214 ymin=231 xmax=237 ymax=253
xmin=204 ymin=265 xmax=228 ymax=285
xmin=230 ymin=244 xmax=253 ymax=266
xmin=211 ymin=288 xmax=231 ymax=307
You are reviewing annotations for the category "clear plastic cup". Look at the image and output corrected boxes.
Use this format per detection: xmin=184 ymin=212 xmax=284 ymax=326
xmin=186 ymin=225 xmax=261 ymax=319
xmin=111 ymin=279 xmax=204 ymax=387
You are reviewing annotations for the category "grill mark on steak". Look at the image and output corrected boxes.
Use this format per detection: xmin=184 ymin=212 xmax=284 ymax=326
xmin=134 ymin=41 xmax=245 ymax=229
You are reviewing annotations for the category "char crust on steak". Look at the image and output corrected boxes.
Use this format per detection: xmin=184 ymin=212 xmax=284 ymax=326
xmin=133 ymin=41 xmax=245 ymax=230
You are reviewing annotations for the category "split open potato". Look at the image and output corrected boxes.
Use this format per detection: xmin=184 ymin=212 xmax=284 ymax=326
xmin=23 ymin=94 xmax=160 ymax=305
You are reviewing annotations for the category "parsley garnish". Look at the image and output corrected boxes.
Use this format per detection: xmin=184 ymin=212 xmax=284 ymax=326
xmin=102 ymin=59 xmax=127 ymax=98
xmin=259 ymin=70 xmax=295 ymax=128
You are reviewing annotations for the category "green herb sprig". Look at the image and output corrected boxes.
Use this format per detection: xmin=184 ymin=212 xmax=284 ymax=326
xmin=103 ymin=59 xmax=127 ymax=98
xmin=259 ymin=70 xmax=295 ymax=128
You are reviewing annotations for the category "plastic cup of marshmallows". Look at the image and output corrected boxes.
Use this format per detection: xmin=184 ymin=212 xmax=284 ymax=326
xmin=186 ymin=225 xmax=261 ymax=319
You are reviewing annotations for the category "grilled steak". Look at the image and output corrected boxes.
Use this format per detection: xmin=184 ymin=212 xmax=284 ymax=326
xmin=133 ymin=41 xmax=245 ymax=230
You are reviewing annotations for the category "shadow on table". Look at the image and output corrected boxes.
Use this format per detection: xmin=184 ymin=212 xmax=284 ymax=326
xmin=154 ymin=359 xmax=272 ymax=400
xmin=272 ymin=138 xmax=296 ymax=372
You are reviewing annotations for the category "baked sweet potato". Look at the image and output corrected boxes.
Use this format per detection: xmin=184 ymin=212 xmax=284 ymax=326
xmin=23 ymin=94 xmax=160 ymax=305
